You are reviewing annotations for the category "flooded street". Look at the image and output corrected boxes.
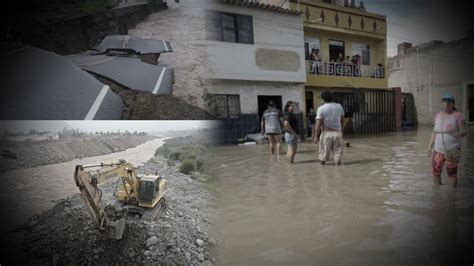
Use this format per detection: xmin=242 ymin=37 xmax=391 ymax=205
xmin=0 ymin=138 xmax=167 ymax=234
xmin=210 ymin=127 xmax=474 ymax=265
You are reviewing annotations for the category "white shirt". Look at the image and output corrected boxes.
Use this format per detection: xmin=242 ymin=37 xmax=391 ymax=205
xmin=434 ymin=111 xmax=464 ymax=153
xmin=316 ymin=102 xmax=345 ymax=131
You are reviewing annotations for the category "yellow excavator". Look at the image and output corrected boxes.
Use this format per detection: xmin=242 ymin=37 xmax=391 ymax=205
xmin=73 ymin=160 xmax=167 ymax=240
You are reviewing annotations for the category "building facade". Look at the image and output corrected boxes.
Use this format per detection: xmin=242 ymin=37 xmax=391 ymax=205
xmin=388 ymin=33 xmax=474 ymax=126
xmin=289 ymin=0 xmax=391 ymax=134
xmin=203 ymin=0 xmax=306 ymax=142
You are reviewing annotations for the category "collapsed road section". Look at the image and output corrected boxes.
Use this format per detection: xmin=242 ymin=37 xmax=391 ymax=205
xmin=0 ymin=46 xmax=124 ymax=120
xmin=0 ymin=34 xmax=191 ymax=119
xmin=67 ymin=53 xmax=173 ymax=95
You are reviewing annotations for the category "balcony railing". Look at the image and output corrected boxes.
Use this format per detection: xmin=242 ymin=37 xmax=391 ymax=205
xmin=306 ymin=60 xmax=385 ymax=79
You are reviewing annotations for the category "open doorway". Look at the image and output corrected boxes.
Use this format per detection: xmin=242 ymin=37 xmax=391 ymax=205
xmin=258 ymin=95 xmax=282 ymax=126
xmin=329 ymin=40 xmax=344 ymax=62
xmin=305 ymin=91 xmax=314 ymax=113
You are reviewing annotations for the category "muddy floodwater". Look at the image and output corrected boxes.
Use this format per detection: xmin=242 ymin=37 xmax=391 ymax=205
xmin=210 ymin=127 xmax=474 ymax=265
xmin=1 ymin=138 xmax=167 ymax=234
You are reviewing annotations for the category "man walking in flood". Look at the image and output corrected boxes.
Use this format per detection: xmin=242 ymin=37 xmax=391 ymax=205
xmin=313 ymin=91 xmax=345 ymax=165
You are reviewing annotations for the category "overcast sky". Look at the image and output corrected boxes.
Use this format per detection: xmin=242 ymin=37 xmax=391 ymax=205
xmin=363 ymin=0 xmax=472 ymax=57
xmin=0 ymin=121 xmax=221 ymax=134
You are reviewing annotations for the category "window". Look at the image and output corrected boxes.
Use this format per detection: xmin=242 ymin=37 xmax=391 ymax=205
xmin=210 ymin=94 xmax=241 ymax=118
xmin=352 ymin=43 xmax=370 ymax=65
xmin=329 ymin=40 xmax=344 ymax=62
xmin=304 ymin=37 xmax=321 ymax=60
xmin=205 ymin=10 xmax=254 ymax=44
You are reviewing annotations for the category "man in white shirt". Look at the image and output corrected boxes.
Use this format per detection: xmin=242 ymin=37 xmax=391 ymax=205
xmin=313 ymin=91 xmax=345 ymax=165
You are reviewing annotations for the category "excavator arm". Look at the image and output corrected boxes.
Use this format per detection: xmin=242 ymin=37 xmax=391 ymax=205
xmin=73 ymin=161 xmax=131 ymax=239
xmin=74 ymin=160 xmax=166 ymax=239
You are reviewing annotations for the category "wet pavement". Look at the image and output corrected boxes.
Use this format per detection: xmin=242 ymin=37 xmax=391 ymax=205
xmin=0 ymin=138 xmax=167 ymax=234
xmin=210 ymin=127 xmax=474 ymax=265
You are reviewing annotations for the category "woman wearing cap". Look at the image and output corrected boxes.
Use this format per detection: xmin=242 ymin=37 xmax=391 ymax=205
xmin=427 ymin=93 xmax=467 ymax=187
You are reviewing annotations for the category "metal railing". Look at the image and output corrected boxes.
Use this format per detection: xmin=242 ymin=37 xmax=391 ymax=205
xmin=306 ymin=60 xmax=385 ymax=79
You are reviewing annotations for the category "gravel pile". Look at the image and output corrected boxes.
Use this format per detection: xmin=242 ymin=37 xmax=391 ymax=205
xmin=2 ymin=155 xmax=215 ymax=265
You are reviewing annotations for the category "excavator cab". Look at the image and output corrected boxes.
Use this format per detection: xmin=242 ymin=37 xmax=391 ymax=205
xmin=138 ymin=175 xmax=166 ymax=208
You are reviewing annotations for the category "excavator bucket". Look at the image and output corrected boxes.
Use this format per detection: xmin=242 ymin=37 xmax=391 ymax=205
xmin=106 ymin=218 xmax=126 ymax=240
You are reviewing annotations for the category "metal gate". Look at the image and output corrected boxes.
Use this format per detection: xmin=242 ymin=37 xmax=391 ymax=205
xmin=333 ymin=89 xmax=395 ymax=135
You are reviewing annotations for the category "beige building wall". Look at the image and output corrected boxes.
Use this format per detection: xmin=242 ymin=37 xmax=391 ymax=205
xmin=388 ymin=38 xmax=474 ymax=125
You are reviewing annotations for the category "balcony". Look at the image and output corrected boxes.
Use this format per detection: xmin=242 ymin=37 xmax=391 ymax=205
xmin=306 ymin=60 xmax=384 ymax=79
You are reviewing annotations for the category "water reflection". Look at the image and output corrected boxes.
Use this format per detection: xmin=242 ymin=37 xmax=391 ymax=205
xmin=210 ymin=127 xmax=474 ymax=265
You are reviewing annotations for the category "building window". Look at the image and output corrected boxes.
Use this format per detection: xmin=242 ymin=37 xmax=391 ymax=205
xmin=329 ymin=40 xmax=345 ymax=62
xmin=352 ymin=43 xmax=370 ymax=65
xmin=304 ymin=37 xmax=321 ymax=60
xmin=205 ymin=10 xmax=254 ymax=44
xmin=210 ymin=94 xmax=241 ymax=118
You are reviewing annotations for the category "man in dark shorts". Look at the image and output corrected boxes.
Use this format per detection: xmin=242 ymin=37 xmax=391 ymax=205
xmin=261 ymin=100 xmax=283 ymax=155
xmin=283 ymin=101 xmax=301 ymax=163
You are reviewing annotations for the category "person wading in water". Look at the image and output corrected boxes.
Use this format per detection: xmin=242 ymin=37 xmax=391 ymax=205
xmin=313 ymin=91 xmax=345 ymax=165
xmin=283 ymin=101 xmax=301 ymax=163
xmin=261 ymin=100 xmax=283 ymax=155
xmin=427 ymin=93 xmax=467 ymax=187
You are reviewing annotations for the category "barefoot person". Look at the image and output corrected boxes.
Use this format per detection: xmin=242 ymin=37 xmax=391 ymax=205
xmin=313 ymin=91 xmax=345 ymax=165
xmin=283 ymin=101 xmax=301 ymax=163
xmin=427 ymin=93 xmax=467 ymax=187
xmin=261 ymin=100 xmax=283 ymax=155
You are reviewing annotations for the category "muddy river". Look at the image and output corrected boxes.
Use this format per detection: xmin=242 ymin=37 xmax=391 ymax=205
xmin=1 ymin=138 xmax=167 ymax=234
xmin=210 ymin=127 xmax=474 ymax=265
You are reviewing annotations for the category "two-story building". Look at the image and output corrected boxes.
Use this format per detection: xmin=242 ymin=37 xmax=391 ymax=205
xmin=203 ymin=0 xmax=306 ymax=142
xmin=289 ymin=0 xmax=394 ymax=134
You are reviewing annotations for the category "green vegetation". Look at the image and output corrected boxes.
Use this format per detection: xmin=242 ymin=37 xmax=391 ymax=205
xmin=155 ymin=136 xmax=214 ymax=182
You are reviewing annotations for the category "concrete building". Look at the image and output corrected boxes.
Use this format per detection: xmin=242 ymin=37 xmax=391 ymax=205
xmin=388 ymin=32 xmax=474 ymax=126
xmin=289 ymin=0 xmax=392 ymax=134
xmin=203 ymin=0 xmax=306 ymax=142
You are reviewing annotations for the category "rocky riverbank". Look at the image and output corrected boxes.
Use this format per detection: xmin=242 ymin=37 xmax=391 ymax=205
xmin=0 ymin=134 xmax=154 ymax=172
xmin=3 ymin=154 xmax=215 ymax=265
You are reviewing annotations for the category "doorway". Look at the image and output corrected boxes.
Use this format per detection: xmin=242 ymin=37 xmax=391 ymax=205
xmin=329 ymin=40 xmax=344 ymax=62
xmin=258 ymin=95 xmax=282 ymax=125
xmin=305 ymin=91 xmax=314 ymax=114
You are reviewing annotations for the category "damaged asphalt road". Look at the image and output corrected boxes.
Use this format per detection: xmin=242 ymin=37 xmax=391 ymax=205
xmin=0 ymin=35 xmax=199 ymax=120
xmin=0 ymin=46 xmax=124 ymax=120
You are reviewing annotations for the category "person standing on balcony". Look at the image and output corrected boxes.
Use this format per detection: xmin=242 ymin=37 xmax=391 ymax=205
xmin=310 ymin=49 xmax=322 ymax=74
xmin=283 ymin=101 xmax=301 ymax=164
xmin=261 ymin=100 xmax=283 ymax=155
xmin=344 ymin=56 xmax=352 ymax=76
xmin=427 ymin=93 xmax=467 ymax=188
xmin=313 ymin=91 xmax=345 ymax=165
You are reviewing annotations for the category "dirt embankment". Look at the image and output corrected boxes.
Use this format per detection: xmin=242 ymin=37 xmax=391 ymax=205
xmin=0 ymin=134 xmax=154 ymax=172
xmin=7 ymin=155 xmax=215 ymax=265
xmin=96 ymin=75 xmax=215 ymax=120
